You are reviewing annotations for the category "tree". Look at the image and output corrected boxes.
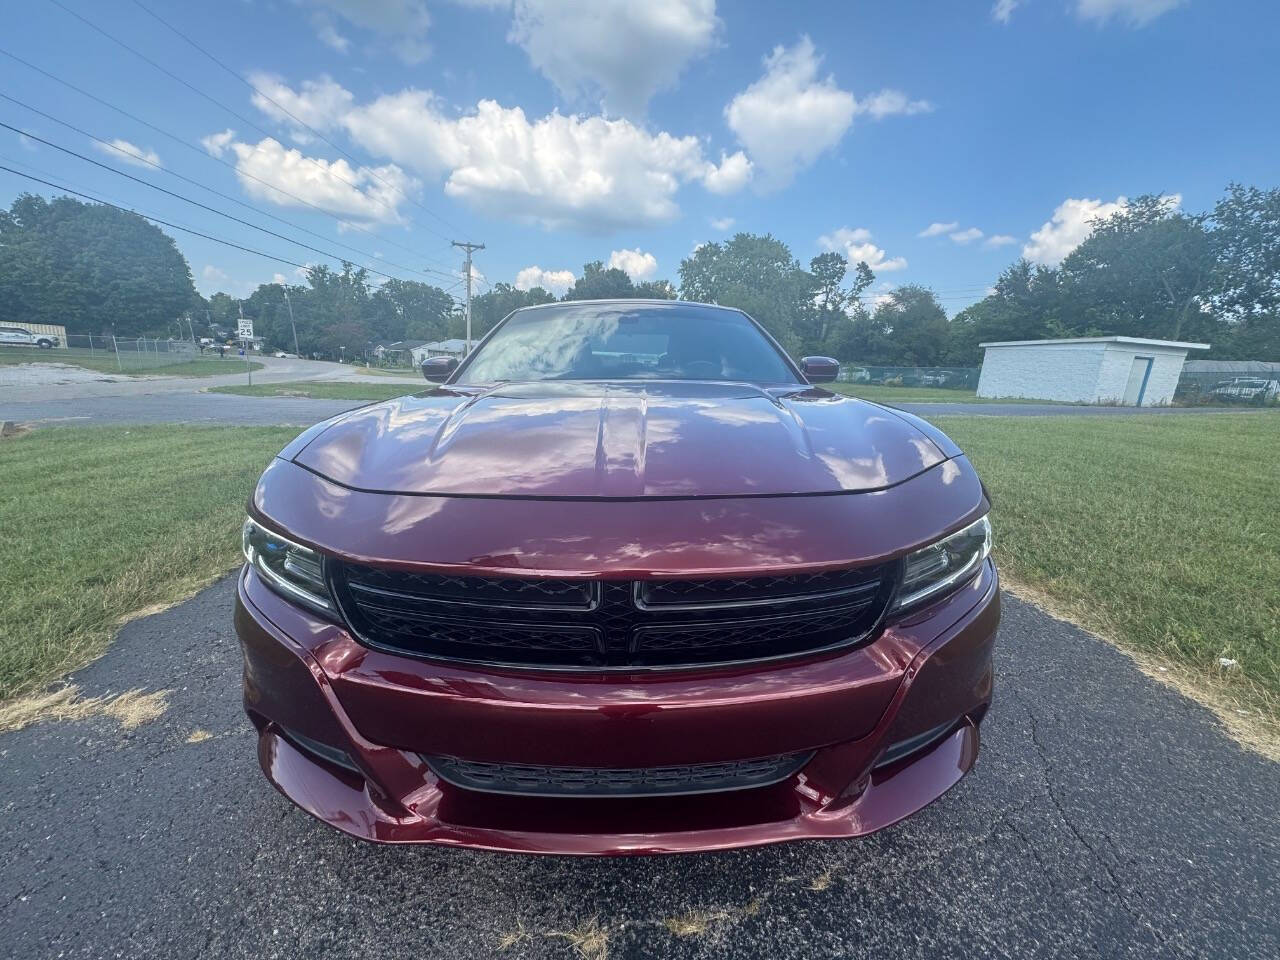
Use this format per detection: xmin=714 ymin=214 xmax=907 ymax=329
xmin=946 ymin=259 xmax=1064 ymax=364
xmin=808 ymin=255 xmax=875 ymax=358
xmin=468 ymin=283 xmax=557 ymax=338
xmin=562 ymin=261 xmax=637 ymax=301
xmin=871 ymin=285 xmax=949 ymax=365
xmin=1059 ymin=195 xmax=1216 ymax=342
xmin=678 ymin=233 xmax=814 ymax=353
xmin=0 ymin=193 xmax=197 ymax=335
xmin=1209 ymin=184 xmax=1280 ymax=359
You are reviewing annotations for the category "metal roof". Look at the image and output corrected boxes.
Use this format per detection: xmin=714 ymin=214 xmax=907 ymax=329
xmin=979 ymin=336 xmax=1209 ymax=350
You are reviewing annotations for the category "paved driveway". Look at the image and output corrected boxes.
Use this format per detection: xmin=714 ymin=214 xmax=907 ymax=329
xmin=2 ymin=578 xmax=1275 ymax=959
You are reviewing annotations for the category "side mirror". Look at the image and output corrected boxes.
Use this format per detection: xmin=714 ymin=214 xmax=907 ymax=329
xmin=421 ymin=356 xmax=459 ymax=383
xmin=799 ymin=356 xmax=839 ymax=383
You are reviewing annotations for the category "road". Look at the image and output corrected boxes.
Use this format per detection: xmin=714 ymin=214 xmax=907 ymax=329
xmin=0 ymin=359 xmax=1256 ymax=427
xmin=2 ymin=578 xmax=1275 ymax=959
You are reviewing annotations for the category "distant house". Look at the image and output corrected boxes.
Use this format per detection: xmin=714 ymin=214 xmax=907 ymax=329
xmin=417 ymin=339 xmax=468 ymax=362
xmin=977 ymin=336 xmax=1210 ymax=406
xmin=372 ymin=340 xmax=428 ymax=365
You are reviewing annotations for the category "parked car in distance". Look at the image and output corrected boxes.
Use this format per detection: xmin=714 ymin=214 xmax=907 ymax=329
xmin=1209 ymin=377 xmax=1280 ymax=402
xmin=236 ymin=299 xmax=999 ymax=855
xmin=0 ymin=325 xmax=58 ymax=348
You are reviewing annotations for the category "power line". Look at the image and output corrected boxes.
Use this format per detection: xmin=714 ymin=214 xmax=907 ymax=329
xmin=0 ymin=158 xmax=474 ymax=315
xmin=0 ymin=92 xmax=457 ymax=284
xmin=43 ymin=0 xmax=442 ymax=241
xmin=0 ymin=164 xmax=315 ymax=270
xmin=0 ymin=118 xmax=460 ymax=288
xmin=129 ymin=0 xmax=468 ymax=241
xmin=0 ymin=47 xmax=461 ymax=274
xmin=0 ymin=120 xmax=445 ymax=288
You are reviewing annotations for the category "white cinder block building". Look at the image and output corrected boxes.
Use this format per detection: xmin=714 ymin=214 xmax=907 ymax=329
xmin=976 ymin=336 xmax=1209 ymax=406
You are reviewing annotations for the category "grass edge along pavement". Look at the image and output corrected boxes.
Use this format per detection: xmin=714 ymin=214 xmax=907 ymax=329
xmin=938 ymin=412 xmax=1280 ymax=758
xmin=0 ymin=349 xmax=263 ymax=377
xmin=210 ymin=381 xmax=416 ymax=401
xmin=1 ymin=415 xmax=1276 ymax=758
xmin=0 ymin=425 xmax=298 ymax=706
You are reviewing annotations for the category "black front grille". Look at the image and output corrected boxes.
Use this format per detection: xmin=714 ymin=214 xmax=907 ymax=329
xmin=331 ymin=560 xmax=897 ymax=671
xmin=428 ymin=752 xmax=813 ymax=797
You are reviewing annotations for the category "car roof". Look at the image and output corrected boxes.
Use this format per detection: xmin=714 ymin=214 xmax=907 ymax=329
xmin=511 ymin=298 xmax=739 ymax=315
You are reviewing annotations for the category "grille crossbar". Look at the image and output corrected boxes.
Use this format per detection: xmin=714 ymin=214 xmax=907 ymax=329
xmin=332 ymin=561 xmax=897 ymax=670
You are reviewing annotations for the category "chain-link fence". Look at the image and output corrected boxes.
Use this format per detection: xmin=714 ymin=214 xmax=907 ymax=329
xmin=1175 ymin=371 xmax=1280 ymax=406
xmin=1 ymin=334 xmax=253 ymax=371
xmin=838 ymin=364 xmax=981 ymax=390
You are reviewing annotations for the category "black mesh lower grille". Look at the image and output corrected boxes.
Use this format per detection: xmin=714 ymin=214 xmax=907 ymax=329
xmin=332 ymin=561 xmax=897 ymax=671
xmin=428 ymin=752 xmax=813 ymax=797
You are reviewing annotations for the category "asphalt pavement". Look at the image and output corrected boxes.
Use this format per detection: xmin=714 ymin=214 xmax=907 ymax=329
xmin=2 ymin=578 xmax=1275 ymax=959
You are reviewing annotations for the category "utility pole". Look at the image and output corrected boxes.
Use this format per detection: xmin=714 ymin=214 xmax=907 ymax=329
xmin=282 ymin=287 xmax=300 ymax=358
xmin=451 ymin=240 xmax=485 ymax=353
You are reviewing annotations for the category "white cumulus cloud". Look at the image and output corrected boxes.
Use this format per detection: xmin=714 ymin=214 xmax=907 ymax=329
xmin=950 ymin=227 xmax=984 ymax=244
xmin=1023 ymin=196 xmax=1127 ymax=266
xmin=291 ymin=81 xmax=715 ymax=229
xmin=228 ymin=136 xmax=418 ymax=226
xmin=918 ymin=221 xmax=958 ymax=238
xmin=991 ymin=0 xmax=1021 ymax=23
xmin=710 ymin=216 xmax=735 ymax=231
xmin=608 ymin=248 xmax=658 ymax=281
xmin=724 ymin=37 xmax=931 ymax=190
xmin=243 ymin=74 xmax=750 ymax=231
xmin=94 ymin=138 xmax=161 ymax=168
xmin=818 ymin=227 xmax=907 ymax=273
xmin=248 ymin=74 xmax=354 ymax=142
xmin=515 ymin=265 xmax=576 ymax=294
xmin=984 ymin=234 xmax=1018 ymax=248
xmin=856 ymin=89 xmax=934 ymax=119
xmin=200 ymin=129 xmax=235 ymax=158
xmin=1075 ymin=0 xmax=1186 ymax=26
xmin=702 ymin=150 xmax=752 ymax=194
xmin=300 ymin=0 xmax=432 ymax=63
xmin=724 ymin=36 xmax=856 ymax=189
xmin=509 ymin=0 xmax=719 ymax=117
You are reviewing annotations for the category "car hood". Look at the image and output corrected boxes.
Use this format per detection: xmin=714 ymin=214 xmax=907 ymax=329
xmin=291 ymin=381 xmax=949 ymax=498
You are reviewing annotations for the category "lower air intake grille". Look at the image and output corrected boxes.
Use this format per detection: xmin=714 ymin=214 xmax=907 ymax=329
xmin=427 ymin=752 xmax=813 ymax=798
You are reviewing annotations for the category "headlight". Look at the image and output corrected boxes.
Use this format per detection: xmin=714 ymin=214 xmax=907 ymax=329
xmin=892 ymin=514 xmax=992 ymax=612
xmin=242 ymin=518 xmax=334 ymax=615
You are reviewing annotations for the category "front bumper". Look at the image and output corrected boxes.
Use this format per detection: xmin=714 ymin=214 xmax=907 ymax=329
xmin=235 ymin=557 xmax=999 ymax=855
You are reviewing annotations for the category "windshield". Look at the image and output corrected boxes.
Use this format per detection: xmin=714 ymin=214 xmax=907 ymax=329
xmin=454 ymin=304 xmax=799 ymax=385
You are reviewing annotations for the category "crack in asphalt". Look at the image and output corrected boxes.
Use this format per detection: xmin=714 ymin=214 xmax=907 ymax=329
xmin=1011 ymin=686 xmax=1188 ymax=959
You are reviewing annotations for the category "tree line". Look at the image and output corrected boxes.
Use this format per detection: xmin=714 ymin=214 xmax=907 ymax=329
xmin=2 ymin=183 xmax=1276 ymax=364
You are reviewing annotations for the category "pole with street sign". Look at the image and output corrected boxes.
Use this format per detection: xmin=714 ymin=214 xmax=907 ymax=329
xmin=237 ymin=310 xmax=254 ymax=386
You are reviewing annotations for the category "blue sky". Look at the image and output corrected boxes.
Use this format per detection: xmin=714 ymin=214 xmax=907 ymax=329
xmin=3 ymin=0 xmax=1277 ymax=314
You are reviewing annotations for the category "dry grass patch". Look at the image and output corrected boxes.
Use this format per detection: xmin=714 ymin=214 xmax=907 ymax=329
xmin=547 ymin=918 xmax=611 ymax=960
xmin=0 ymin=684 xmax=170 ymax=734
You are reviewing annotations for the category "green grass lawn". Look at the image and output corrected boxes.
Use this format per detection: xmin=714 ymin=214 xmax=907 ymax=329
xmin=0 ymin=348 xmax=261 ymax=377
xmin=939 ymin=412 xmax=1279 ymax=722
xmin=360 ymin=366 xmax=424 ymax=378
xmin=0 ymin=426 xmax=297 ymax=702
xmin=210 ymin=381 xmax=416 ymax=401
xmin=828 ymin=382 xmax=1055 ymax=404
xmin=3 ymin=414 xmax=1276 ymax=743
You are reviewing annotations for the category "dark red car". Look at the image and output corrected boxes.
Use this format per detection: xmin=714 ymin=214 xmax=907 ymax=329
xmin=236 ymin=300 xmax=998 ymax=855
